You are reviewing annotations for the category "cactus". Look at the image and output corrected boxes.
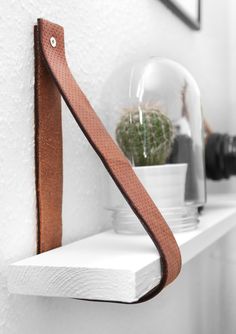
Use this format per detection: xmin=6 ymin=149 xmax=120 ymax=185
xmin=116 ymin=107 xmax=174 ymax=166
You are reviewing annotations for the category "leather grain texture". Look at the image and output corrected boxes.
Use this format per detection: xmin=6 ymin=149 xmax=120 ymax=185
xmin=35 ymin=18 xmax=182 ymax=303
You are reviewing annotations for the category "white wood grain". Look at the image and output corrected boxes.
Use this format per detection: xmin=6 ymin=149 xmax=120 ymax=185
xmin=7 ymin=194 xmax=236 ymax=302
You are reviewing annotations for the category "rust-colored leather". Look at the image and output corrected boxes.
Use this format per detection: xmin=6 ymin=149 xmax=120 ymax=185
xmin=34 ymin=18 xmax=182 ymax=303
xmin=34 ymin=26 xmax=63 ymax=253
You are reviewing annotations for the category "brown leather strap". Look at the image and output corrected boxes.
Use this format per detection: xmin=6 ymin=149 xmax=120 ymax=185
xmin=35 ymin=18 xmax=181 ymax=303
xmin=34 ymin=26 xmax=63 ymax=253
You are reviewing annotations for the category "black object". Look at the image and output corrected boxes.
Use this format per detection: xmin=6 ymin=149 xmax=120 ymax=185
xmin=168 ymin=135 xmax=198 ymax=201
xmin=159 ymin=0 xmax=201 ymax=31
xmin=205 ymin=133 xmax=236 ymax=180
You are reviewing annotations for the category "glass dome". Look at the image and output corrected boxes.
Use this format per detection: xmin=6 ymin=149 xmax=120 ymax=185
xmin=105 ymin=58 xmax=206 ymax=233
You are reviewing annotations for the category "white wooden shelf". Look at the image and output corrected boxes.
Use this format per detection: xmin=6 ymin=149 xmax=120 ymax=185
xmin=7 ymin=194 xmax=236 ymax=303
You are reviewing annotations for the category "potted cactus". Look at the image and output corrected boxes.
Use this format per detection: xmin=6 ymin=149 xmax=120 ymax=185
xmin=116 ymin=106 xmax=187 ymax=209
xmin=116 ymin=107 xmax=174 ymax=166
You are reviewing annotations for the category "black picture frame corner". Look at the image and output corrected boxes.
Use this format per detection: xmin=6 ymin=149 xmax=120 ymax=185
xmin=159 ymin=0 xmax=201 ymax=31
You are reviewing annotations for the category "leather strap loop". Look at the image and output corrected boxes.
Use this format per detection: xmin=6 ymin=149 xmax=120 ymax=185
xmin=35 ymin=18 xmax=181 ymax=303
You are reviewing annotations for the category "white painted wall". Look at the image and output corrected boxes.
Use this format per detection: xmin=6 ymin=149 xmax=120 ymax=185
xmin=218 ymin=3 xmax=236 ymax=334
xmin=0 ymin=0 xmax=235 ymax=333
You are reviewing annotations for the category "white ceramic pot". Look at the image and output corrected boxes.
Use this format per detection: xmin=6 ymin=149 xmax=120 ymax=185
xmin=133 ymin=163 xmax=187 ymax=207
xmin=108 ymin=163 xmax=192 ymax=235
xmin=109 ymin=163 xmax=188 ymax=209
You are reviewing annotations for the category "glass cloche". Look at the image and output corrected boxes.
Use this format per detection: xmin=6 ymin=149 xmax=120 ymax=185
xmin=105 ymin=58 xmax=206 ymax=234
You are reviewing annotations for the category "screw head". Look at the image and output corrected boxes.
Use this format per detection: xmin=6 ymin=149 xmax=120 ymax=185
xmin=50 ymin=36 xmax=57 ymax=48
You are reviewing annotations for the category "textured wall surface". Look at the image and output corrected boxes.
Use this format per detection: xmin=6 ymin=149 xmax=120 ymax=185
xmin=0 ymin=0 xmax=234 ymax=333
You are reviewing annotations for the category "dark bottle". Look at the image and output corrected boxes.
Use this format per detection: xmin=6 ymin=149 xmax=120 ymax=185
xmin=205 ymin=133 xmax=236 ymax=180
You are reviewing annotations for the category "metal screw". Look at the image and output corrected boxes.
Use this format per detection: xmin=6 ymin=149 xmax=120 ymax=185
xmin=50 ymin=36 xmax=57 ymax=48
